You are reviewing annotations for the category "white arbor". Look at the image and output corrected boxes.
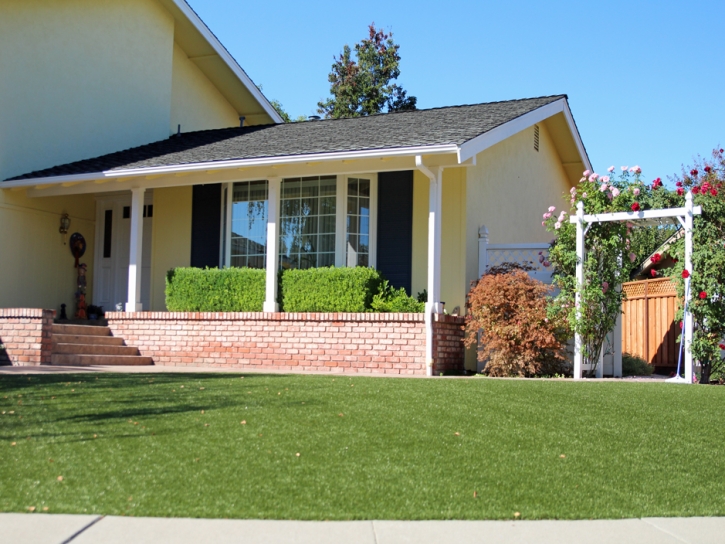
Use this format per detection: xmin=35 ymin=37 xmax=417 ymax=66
xmin=569 ymin=191 xmax=701 ymax=383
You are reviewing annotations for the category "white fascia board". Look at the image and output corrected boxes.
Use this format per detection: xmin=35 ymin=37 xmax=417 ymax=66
xmin=458 ymin=98 xmax=592 ymax=172
xmin=561 ymin=99 xmax=593 ymax=172
xmin=1 ymin=144 xmax=459 ymax=190
xmin=569 ymin=206 xmax=702 ymax=224
xmin=171 ymin=0 xmax=283 ymax=124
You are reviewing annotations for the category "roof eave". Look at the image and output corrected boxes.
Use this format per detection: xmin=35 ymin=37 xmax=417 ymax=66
xmin=1 ymin=144 xmax=460 ymax=189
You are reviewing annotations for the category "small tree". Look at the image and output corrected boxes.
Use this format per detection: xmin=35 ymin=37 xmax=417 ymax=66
xmin=465 ymin=265 xmax=568 ymax=377
xmin=317 ymin=24 xmax=417 ymax=119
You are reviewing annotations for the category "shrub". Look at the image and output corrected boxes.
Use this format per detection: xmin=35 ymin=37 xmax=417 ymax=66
xmin=370 ymin=280 xmax=425 ymax=313
xmin=280 ymin=266 xmax=383 ymax=312
xmin=166 ymin=267 xmax=265 ymax=312
xmin=465 ymin=268 xmax=568 ymax=377
xmin=622 ymin=353 xmax=654 ymax=377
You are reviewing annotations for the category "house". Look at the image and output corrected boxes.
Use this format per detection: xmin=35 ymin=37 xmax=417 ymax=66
xmin=1 ymin=0 xmax=592 ymax=373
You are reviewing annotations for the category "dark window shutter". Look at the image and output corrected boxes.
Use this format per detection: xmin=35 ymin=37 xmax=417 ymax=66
xmin=376 ymin=171 xmax=413 ymax=294
xmin=191 ymin=184 xmax=222 ymax=268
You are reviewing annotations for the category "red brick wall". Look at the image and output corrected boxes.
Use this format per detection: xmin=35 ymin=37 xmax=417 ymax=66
xmin=106 ymin=312 xmax=466 ymax=375
xmin=0 ymin=309 xmax=55 ymax=366
xmin=432 ymin=314 xmax=467 ymax=374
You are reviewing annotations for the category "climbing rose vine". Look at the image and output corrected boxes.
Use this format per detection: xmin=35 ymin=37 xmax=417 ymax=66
xmin=542 ymin=149 xmax=725 ymax=383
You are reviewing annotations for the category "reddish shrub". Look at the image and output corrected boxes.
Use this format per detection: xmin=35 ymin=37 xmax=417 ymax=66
xmin=465 ymin=269 xmax=567 ymax=377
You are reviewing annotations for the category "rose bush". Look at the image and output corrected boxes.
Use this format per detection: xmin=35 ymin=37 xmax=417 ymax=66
xmin=543 ymin=149 xmax=725 ymax=383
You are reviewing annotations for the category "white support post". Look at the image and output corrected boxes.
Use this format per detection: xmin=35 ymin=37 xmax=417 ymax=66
xmin=478 ymin=225 xmax=489 ymax=278
xmin=612 ymin=301 xmax=623 ymax=378
xmin=573 ymin=201 xmax=585 ymax=379
xmin=415 ymin=156 xmax=444 ymax=377
xmin=684 ymin=191 xmax=694 ymax=383
xmin=264 ymin=177 xmax=281 ymax=312
xmin=126 ymin=187 xmax=145 ymax=312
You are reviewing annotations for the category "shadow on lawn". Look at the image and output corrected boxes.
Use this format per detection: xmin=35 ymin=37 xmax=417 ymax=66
xmin=0 ymin=372 xmax=327 ymax=442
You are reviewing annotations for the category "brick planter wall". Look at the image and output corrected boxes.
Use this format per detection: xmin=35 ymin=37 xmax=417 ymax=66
xmin=105 ymin=312 xmax=466 ymax=375
xmin=0 ymin=309 xmax=55 ymax=366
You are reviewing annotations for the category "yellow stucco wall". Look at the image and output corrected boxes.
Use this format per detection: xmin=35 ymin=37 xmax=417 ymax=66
xmin=149 ymin=186 xmax=192 ymax=311
xmin=0 ymin=0 xmax=175 ymax=182
xmin=0 ymin=190 xmax=96 ymax=312
xmin=464 ymin=123 xmax=571 ymax=289
xmin=170 ymin=42 xmax=240 ymax=133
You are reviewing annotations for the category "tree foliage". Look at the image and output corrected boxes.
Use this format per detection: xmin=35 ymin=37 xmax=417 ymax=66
xmin=465 ymin=268 xmax=568 ymax=377
xmin=317 ymin=24 xmax=417 ymax=119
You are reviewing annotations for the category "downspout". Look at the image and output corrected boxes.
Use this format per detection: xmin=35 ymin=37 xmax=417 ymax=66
xmin=415 ymin=155 xmax=441 ymax=377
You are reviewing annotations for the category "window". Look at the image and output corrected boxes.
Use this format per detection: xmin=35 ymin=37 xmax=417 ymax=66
xmin=221 ymin=175 xmax=376 ymax=270
xmin=230 ymin=180 xmax=268 ymax=269
xmin=280 ymin=176 xmax=336 ymax=269
xmin=346 ymin=178 xmax=370 ymax=267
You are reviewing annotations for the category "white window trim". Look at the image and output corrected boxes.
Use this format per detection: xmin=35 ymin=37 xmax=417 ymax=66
xmin=221 ymin=174 xmax=377 ymax=269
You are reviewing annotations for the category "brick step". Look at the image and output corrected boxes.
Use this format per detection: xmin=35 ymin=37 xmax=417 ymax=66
xmin=52 ymin=343 xmax=139 ymax=356
xmin=52 ymin=324 xmax=111 ymax=337
xmin=53 ymin=334 xmax=125 ymax=346
xmin=50 ymin=354 xmax=153 ymax=366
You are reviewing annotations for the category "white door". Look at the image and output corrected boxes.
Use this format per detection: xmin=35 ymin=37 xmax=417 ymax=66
xmin=93 ymin=193 xmax=153 ymax=311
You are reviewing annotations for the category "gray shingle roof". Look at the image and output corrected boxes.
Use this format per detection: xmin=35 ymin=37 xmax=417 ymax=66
xmin=6 ymin=95 xmax=566 ymax=181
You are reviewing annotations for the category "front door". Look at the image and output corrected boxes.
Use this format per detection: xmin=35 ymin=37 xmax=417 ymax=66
xmin=93 ymin=193 xmax=153 ymax=312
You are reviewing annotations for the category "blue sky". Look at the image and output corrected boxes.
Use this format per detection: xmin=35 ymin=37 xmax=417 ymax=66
xmin=188 ymin=0 xmax=723 ymax=184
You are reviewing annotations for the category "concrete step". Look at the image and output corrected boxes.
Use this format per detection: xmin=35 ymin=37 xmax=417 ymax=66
xmin=52 ymin=343 xmax=139 ymax=356
xmin=51 ymin=324 xmax=111 ymax=337
xmin=50 ymin=354 xmax=153 ymax=366
xmin=53 ymin=334 xmax=125 ymax=346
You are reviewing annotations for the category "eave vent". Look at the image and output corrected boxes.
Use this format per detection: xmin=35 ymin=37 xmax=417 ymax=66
xmin=534 ymin=124 xmax=540 ymax=152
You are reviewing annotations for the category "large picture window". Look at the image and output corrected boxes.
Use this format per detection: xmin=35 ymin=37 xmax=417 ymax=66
xmin=221 ymin=174 xmax=376 ymax=270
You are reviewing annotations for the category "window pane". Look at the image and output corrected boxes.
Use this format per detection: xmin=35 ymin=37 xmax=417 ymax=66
xmin=320 ymin=196 xmax=336 ymax=214
xmin=300 ymin=178 xmax=319 ymax=197
xmin=360 ymin=197 xmax=370 ymax=217
xmin=318 ymin=253 xmax=335 ymax=267
xmin=348 ymin=178 xmax=358 ymax=196
xmin=347 ymin=196 xmax=357 ymax=215
xmin=231 ymin=180 xmax=268 ymax=269
xmin=358 ymin=179 xmax=370 ymax=197
xmin=282 ymin=179 xmax=300 ymax=198
xmin=301 ymin=197 xmax=318 ymax=216
xmin=347 ymin=215 xmax=359 ymax=235
xmin=319 ymin=234 xmax=335 ymax=252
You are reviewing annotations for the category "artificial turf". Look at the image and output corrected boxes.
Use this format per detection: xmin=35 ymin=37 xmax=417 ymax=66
xmin=0 ymin=373 xmax=723 ymax=520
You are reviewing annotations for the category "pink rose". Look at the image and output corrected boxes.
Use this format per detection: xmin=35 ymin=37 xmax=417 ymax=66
xmin=621 ymin=166 xmax=628 ymax=171
xmin=601 ymin=176 xmax=610 ymax=183
xmin=543 ymin=212 xmax=551 ymax=219
xmin=608 ymin=166 xmax=615 ymax=173
xmin=632 ymin=188 xmax=640 ymax=196
xmin=542 ymin=221 xmax=546 ymax=227
xmin=583 ymin=170 xmax=591 ymax=177
xmin=548 ymin=206 xmax=556 ymax=212
xmin=600 ymin=183 xmax=608 ymax=192
xmin=602 ymin=281 xmax=609 ymax=294
xmin=555 ymin=222 xmax=562 ymax=229
xmin=589 ymin=173 xmax=599 ymax=182
xmin=582 ymin=192 xmax=587 ymax=198
xmin=611 ymin=187 xmax=620 ymax=197
xmin=629 ymin=252 xmax=637 ymax=263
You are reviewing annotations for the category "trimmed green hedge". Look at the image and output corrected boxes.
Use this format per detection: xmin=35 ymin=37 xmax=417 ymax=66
xmin=166 ymin=267 xmax=265 ymax=312
xmin=280 ymin=266 xmax=383 ymax=312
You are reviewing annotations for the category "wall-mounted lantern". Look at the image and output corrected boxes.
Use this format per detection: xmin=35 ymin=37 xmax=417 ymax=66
xmin=59 ymin=213 xmax=71 ymax=244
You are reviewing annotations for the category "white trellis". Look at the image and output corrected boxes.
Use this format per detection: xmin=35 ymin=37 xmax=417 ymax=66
xmin=569 ymin=191 xmax=702 ymax=383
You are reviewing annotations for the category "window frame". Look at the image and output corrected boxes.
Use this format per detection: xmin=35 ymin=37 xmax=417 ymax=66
xmin=220 ymin=174 xmax=377 ymax=269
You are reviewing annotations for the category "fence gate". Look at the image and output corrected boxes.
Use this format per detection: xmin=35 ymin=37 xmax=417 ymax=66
xmin=622 ymin=278 xmax=679 ymax=369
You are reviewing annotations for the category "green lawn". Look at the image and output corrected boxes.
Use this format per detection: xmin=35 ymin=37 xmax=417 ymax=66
xmin=1 ymin=373 xmax=723 ymax=520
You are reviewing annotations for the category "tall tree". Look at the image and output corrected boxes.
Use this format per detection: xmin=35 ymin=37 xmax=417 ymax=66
xmin=317 ymin=24 xmax=417 ymax=119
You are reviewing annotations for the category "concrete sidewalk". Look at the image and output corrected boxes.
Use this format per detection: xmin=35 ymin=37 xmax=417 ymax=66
xmin=1 ymin=514 xmax=723 ymax=544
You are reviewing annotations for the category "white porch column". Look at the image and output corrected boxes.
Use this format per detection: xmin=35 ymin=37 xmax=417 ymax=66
xmin=573 ymin=201 xmax=585 ymax=379
xmin=427 ymin=167 xmax=443 ymax=314
xmin=126 ymin=187 xmax=145 ymax=312
xmin=683 ymin=191 xmax=694 ymax=383
xmin=264 ymin=177 xmax=281 ymax=312
xmin=478 ymin=225 xmax=489 ymax=278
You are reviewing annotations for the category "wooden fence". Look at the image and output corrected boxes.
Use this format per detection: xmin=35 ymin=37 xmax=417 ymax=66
xmin=622 ymin=278 xmax=680 ymax=368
